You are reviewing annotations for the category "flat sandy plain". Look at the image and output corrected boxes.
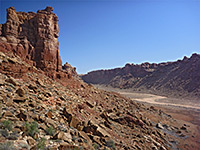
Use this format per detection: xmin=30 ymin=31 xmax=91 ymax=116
xmin=94 ymin=85 xmax=200 ymax=109
xmin=119 ymin=92 xmax=200 ymax=110
xmin=94 ymin=85 xmax=200 ymax=149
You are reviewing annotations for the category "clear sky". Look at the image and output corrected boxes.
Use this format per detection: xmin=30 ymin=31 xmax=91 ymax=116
xmin=1 ymin=0 xmax=200 ymax=74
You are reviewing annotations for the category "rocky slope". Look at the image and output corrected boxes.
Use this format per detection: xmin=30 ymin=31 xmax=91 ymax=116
xmin=0 ymin=51 xmax=199 ymax=149
xmin=81 ymin=54 xmax=200 ymax=99
xmin=0 ymin=7 xmax=199 ymax=150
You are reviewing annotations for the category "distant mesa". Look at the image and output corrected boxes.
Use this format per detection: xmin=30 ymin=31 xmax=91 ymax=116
xmin=81 ymin=53 xmax=200 ymax=99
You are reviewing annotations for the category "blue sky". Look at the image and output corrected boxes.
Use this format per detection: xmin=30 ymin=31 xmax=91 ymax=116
xmin=1 ymin=0 xmax=200 ymax=74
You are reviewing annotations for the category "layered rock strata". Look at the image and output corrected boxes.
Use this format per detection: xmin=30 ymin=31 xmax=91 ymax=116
xmin=81 ymin=54 xmax=200 ymax=99
xmin=0 ymin=6 xmax=62 ymax=77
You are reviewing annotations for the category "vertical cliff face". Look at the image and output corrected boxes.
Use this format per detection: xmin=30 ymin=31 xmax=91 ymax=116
xmin=0 ymin=6 xmax=62 ymax=73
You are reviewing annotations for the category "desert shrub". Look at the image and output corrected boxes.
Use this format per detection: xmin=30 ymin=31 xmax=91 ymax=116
xmin=83 ymin=139 xmax=87 ymax=143
xmin=0 ymin=129 xmax=9 ymax=137
xmin=92 ymin=143 xmax=100 ymax=150
xmin=0 ymin=141 xmax=16 ymax=150
xmin=36 ymin=138 xmax=46 ymax=150
xmin=2 ymin=120 xmax=12 ymax=131
xmin=45 ymin=126 xmax=55 ymax=136
xmin=72 ymin=136 xmax=77 ymax=141
xmin=24 ymin=121 xmax=39 ymax=138
xmin=106 ymin=140 xmax=115 ymax=150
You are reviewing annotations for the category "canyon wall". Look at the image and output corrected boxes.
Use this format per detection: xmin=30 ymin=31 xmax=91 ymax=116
xmin=82 ymin=54 xmax=200 ymax=99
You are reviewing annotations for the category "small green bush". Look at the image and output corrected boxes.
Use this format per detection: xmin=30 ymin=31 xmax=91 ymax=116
xmin=2 ymin=120 xmax=12 ymax=131
xmin=0 ymin=129 xmax=9 ymax=137
xmin=24 ymin=121 xmax=39 ymax=138
xmin=106 ymin=140 xmax=115 ymax=150
xmin=45 ymin=126 xmax=55 ymax=136
xmin=92 ymin=143 xmax=100 ymax=150
xmin=36 ymin=138 xmax=46 ymax=150
xmin=0 ymin=141 xmax=16 ymax=150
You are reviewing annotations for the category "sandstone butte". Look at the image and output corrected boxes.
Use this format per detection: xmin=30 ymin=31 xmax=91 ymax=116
xmin=0 ymin=7 xmax=199 ymax=150
xmin=0 ymin=6 xmax=76 ymax=79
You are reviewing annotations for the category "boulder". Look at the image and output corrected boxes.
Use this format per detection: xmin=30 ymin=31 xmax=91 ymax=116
xmin=3 ymin=110 xmax=14 ymax=117
xmin=46 ymin=111 xmax=53 ymax=118
xmin=63 ymin=107 xmax=72 ymax=122
xmin=27 ymin=136 xmax=36 ymax=146
xmin=13 ymin=96 xmax=26 ymax=103
xmin=0 ymin=79 xmax=5 ymax=85
xmin=156 ymin=123 xmax=164 ymax=130
xmin=95 ymin=126 xmax=110 ymax=137
xmin=5 ymin=77 xmax=18 ymax=86
xmin=79 ymin=131 xmax=92 ymax=144
xmin=16 ymin=109 xmax=27 ymax=121
xmin=86 ymin=100 xmax=96 ymax=108
xmin=54 ymin=131 xmax=72 ymax=142
xmin=70 ymin=116 xmax=82 ymax=130
xmin=16 ymin=87 xmax=25 ymax=97
xmin=62 ymin=62 xmax=77 ymax=76
xmin=59 ymin=142 xmax=79 ymax=150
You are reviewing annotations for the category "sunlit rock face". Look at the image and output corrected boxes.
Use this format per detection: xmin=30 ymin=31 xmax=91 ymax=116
xmin=0 ymin=6 xmax=62 ymax=72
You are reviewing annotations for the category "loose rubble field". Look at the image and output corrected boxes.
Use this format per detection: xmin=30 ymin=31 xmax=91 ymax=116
xmin=0 ymin=52 xmax=199 ymax=150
